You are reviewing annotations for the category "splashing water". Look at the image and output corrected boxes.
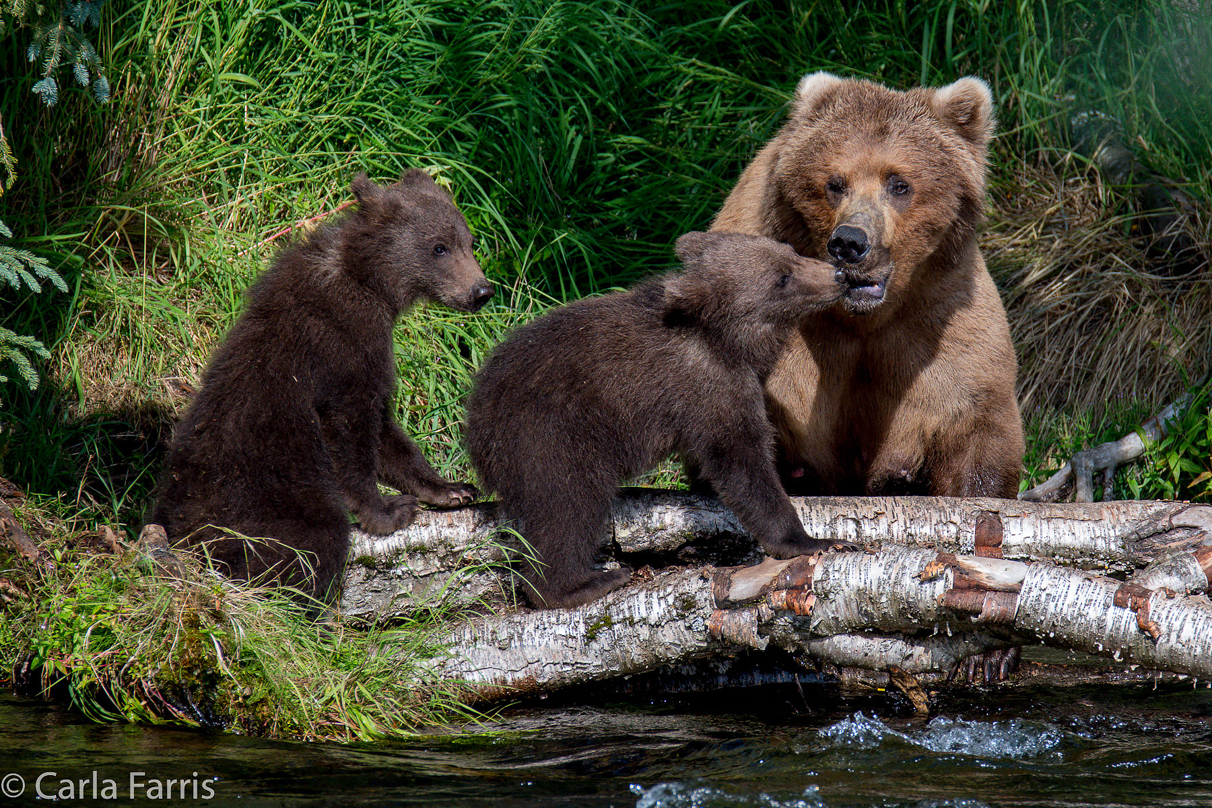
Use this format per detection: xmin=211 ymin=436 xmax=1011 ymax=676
xmin=818 ymin=712 xmax=1063 ymax=760
xmin=630 ymin=781 xmax=825 ymax=808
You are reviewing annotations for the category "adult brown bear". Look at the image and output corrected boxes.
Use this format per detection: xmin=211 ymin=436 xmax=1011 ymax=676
xmin=150 ymin=171 xmax=492 ymax=603
xmin=712 ymin=72 xmax=1023 ymax=498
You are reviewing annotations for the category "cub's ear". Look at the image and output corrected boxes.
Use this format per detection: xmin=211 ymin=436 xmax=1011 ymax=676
xmin=791 ymin=71 xmax=844 ymax=117
xmin=398 ymin=168 xmax=439 ymax=191
xmin=674 ymin=231 xmax=721 ymax=267
xmin=351 ymin=173 xmax=382 ymax=207
xmin=932 ymin=76 xmax=995 ymax=148
xmin=661 ymin=271 xmax=715 ymax=324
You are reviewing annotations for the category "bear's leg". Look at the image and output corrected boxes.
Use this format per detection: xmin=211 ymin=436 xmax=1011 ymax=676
xmin=321 ymin=395 xmax=420 ymax=535
xmin=513 ymin=483 xmax=630 ymax=609
xmin=184 ymin=510 xmax=351 ymax=605
xmin=697 ymin=432 xmax=856 ymax=559
xmin=929 ymin=409 xmax=1023 ymax=499
xmin=378 ymin=418 xmax=478 ymax=508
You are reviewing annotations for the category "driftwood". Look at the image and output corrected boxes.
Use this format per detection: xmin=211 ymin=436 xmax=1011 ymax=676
xmin=345 ymin=491 xmax=1212 ymax=703
xmin=1020 ymin=371 xmax=1211 ymax=503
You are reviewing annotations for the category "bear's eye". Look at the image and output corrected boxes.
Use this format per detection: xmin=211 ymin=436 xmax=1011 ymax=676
xmin=777 ymin=274 xmax=791 ymax=288
xmin=825 ymin=178 xmax=846 ymax=200
xmin=433 ymin=244 xmax=448 ymax=256
xmin=886 ymin=175 xmax=911 ymax=197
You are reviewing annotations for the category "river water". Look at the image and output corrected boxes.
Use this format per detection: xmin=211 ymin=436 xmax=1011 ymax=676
xmin=3 ymin=674 xmax=1212 ymax=807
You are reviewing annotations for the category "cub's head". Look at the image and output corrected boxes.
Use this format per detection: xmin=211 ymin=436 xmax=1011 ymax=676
xmin=347 ymin=171 xmax=494 ymax=313
xmin=770 ymin=73 xmax=994 ymax=318
xmin=666 ymin=232 xmax=843 ymax=350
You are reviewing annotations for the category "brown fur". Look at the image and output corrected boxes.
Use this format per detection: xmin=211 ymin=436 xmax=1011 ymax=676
xmin=712 ymin=73 xmax=1024 ymax=497
xmin=149 ymin=171 xmax=493 ymax=602
xmin=466 ymin=232 xmax=854 ymax=610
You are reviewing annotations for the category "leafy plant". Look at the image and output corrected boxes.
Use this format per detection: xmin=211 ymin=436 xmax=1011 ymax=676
xmin=1128 ymin=380 xmax=1212 ymax=502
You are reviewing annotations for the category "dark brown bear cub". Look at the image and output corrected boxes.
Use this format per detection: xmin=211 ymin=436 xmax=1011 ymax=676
xmin=466 ymin=231 xmax=852 ymax=610
xmin=150 ymin=170 xmax=493 ymax=603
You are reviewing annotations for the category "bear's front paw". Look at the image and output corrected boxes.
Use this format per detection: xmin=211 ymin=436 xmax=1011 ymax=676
xmin=357 ymin=494 xmax=419 ymax=535
xmin=421 ymin=482 xmax=479 ymax=509
xmin=764 ymin=536 xmax=859 ymax=559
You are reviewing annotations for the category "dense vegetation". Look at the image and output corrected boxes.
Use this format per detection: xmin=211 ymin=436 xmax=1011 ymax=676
xmin=1 ymin=0 xmax=1209 ymax=735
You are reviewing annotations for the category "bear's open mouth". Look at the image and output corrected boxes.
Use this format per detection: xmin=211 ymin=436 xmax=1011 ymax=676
xmin=841 ymin=279 xmax=886 ymax=310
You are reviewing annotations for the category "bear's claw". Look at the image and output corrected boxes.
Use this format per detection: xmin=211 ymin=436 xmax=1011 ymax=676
xmin=421 ymin=482 xmax=478 ymax=509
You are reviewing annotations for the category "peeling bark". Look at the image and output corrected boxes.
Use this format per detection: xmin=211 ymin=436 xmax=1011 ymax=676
xmin=342 ymin=491 xmax=1212 ymax=620
xmin=431 ymin=568 xmax=719 ymax=702
xmin=348 ymin=491 xmax=1212 ymax=703
xmin=419 ymin=544 xmax=1212 ymax=704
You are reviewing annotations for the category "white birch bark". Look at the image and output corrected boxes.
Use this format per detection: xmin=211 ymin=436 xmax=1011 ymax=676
xmin=415 ymin=542 xmax=1212 ymax=703
xmin=342 ymin=492 xmax=1212 ymax=621
xmin=345 ymin=491 xmax=1212 ymax=702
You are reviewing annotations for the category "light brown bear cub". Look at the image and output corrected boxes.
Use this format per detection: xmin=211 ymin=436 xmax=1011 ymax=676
xmin=466 ymin=232 xmax=855 ymax=610
xmin=712 ymin=72 xmax=1024 ymax=498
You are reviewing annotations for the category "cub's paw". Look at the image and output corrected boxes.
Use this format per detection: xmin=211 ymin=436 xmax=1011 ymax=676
xmin=764 ymin=536 xmax=859 ymax=559
xmin=419 ymin=481 xmax=479 ymax=509
xmin=527 ymin=568 xmax=631 ymax=610
xmin=357 ymin=494 xmax=419 ymax=535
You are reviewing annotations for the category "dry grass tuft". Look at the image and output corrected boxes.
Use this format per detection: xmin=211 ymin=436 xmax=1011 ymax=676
xmin=986 ymin=160 xmax=1211 ymax=421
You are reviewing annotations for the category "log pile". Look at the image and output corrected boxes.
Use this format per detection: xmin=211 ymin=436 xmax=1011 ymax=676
xmin=338 ymin=491 xmax=1212 ymax=704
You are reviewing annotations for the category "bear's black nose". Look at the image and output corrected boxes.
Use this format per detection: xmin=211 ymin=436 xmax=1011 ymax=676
xmin=470 ymin=283 xmax=495 ymax=312
xmin=827 ymin=225 xmax=870 ymax=264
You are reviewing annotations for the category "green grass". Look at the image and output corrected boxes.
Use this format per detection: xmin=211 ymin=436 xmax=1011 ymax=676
xmin=3 ymin=0 xmax=1203 ymax=509
xmin=0 ymin=524 xmax=489 ymax=740
xmin=2 ymin=0 xmax=1212 ymax=733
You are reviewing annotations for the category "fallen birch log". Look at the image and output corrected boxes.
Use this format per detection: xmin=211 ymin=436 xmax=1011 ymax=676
xmin=428 ymin=544 xmax=1212 ymax=703
xmin=342 ymin=491 xmax=1212 ymax=621
xmin=341 ymin=490 xmax=1212 ymax=702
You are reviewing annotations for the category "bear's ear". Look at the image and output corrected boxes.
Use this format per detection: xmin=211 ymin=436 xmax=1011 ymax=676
xmin=674 ymin=231 xmax=721 ymax=267
xmin=932 ymin=77 xmax=995 ymax=148
xmin=661 ymin=271 xmax=715 ymax=324
xmin=398 ymin=168 xmax=439 ymax=191
xmin=791 ymin=71 xmax=844 ymax=117
xmin=351 ymin=173 xmax=382 ymax=208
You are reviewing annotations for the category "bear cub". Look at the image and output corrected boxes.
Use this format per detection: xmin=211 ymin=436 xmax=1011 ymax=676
xmin=466 ymin=231 xmax=854 ymax=610
xmin=150 ymin=170 xmax=493 ymax=602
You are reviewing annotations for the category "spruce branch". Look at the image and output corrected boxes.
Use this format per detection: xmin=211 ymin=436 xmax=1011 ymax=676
xmin=0 ymin=219 xmax=66 ymax=295
xmin=17 ymin=1 xmax=110 ymax=107
xmin=0 ymin=220 xmax=66 ymax=391
xmin=0 ymin=116 xmax=15 ymax=193
xmin=0 ymin=327 xmax=50 ymax=390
